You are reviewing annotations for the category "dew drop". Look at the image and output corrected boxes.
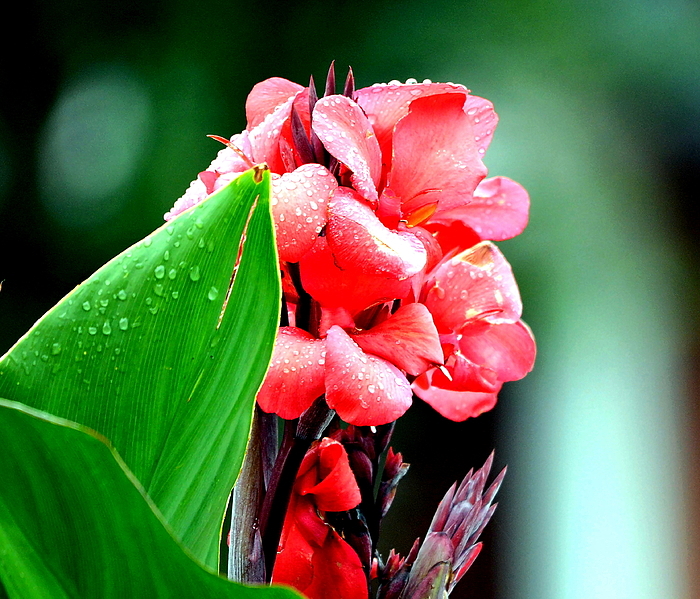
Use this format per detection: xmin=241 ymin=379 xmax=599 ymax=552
xmin=118 ymin=318 xmax=129 ymax=331
xmin=117 ymin=289 xmax=128 ymax=301
xmin=102 ymin=322 xmax=112 ymax=335
xmin=208 ymin=286 xmax=219 ymax=301
xmin=99 ymin=299 xmax=109 ymax=308
xmin=88 ymin=326 xmax=97 ymax=336
xmin=154 ymin=284 xmax=164 ymax=297
xmin=166 ymin=226 xmax=175 ymax=236
xmin=149 ymin=306 xmax=159 ymax=315
xmin=195 ymin=217 xmax=204 ymax=229
xmin=168 ymin=268 xmax=177 ymax=280
xmin=51 ymin=343 xmax=62 ymax=356
xmin=164 ymin=250 xmax=170 ymax=261
xmin=82 ymin=301 xmax=91 ymax=311
xmin=189 ymin=266 xmax=201 ymax=282
xmin=154 ymin=265 xmax=165 ymax=279
xmin=171 ymin=291 xmax=179 ymax=299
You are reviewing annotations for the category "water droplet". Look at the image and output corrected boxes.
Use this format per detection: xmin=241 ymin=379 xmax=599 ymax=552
xmin=100 ymin=299 xmax=109 ymax=307
xmin=82 ymin=301 xmax=91 ymax=311
xmin=207 ymin=286 xmax=219 ymax=301
xmin=171 ymin=291 xmax=179 ymax=299
xmin=154 ymin=284 xmax=164 ymax=297
xmin=207 ymin=241 xmax=214 ymax=252
xmin=114 ymin=348 xmax=121 ymax=355
xmin=198 ymin=239 xmax=205 ymax=249
xmin=166 ymin=226 xmax=175 ymax=236
xmin=164 ymin=250 xmax=170 ymax=261
xmin=40 ymin=354 xmax=49 ymax=362
xmin=195 ymin=217 xmax=204 ymax=229
xmin=189 ymin=266 xmax=201 ymax=282
xmin=186 ymin=227 xmax=195 ymax=240
xmin=154 ymin=265 xmax=165 ymax=279
xmin=118 ymin=318 xmax=129 ymax=331
xmin=174 ymin=241 xmax=181 ymax=248
xmin=149 ymin=306 xmax=159 ymax=315
xmin=51 ymin=343 xmax=62 ymax=356
xmin=144 ymin=236 xmax=153 ymax=247
xmin=117 ymin=289 xmax=128 ymax=301
xmin=168 ymin=268 xmax=177 ymax=280
xmin=88 ymin=327 xmax=97 ymax=336
xmin=102 ymin=322 xmax=112 ymax=335
xmin=145 ymin=297 xmax=152 ymax=305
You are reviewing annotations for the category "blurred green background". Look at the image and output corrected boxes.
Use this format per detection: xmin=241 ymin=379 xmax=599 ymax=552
xmin=1 ymin=0 xmax=699 ymax=597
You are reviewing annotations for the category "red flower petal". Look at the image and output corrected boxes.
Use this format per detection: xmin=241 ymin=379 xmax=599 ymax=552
xmin=246 ymin=77 xmax=304 ymax=129
xmin=355 ymin=82 xmax=469 ymax=161
xmin=458 ymin=320 xmax=536 ymax=382
xmin=463 ymin=95 xmax=499 ymax=156
xmin=301 ymin=526 xmax=368 ymax=599
xmin=299 ymin=438 xmax=362 ymax=512
xmin=299 ymin=237 xmax=412 ymax=315
xmin=430 ymin=176 xmax=530 ymax=241
xmin=326 ymin=187 xmax=427 ymax=278
xmin=423 ymin=242 xmax=522 ymax=333
xmin=271 ymin=164 xmax=336 ymax=263
xmin=312 ymin=95 xmax=382 ymax=203
xmin=412 ymin=368 xmax=499 ymax=421
xmin=388 ymin=93 xmax=488 ymax=218
xmin=256 ymin=327 xmax=326 ymax=420
xmin=325 ymin=326 xmax=412 ymax=426
xmin=351 ymin=303 xmax=443 ymax=376
xmin=248 ymin=95 xmax=296 ymax=173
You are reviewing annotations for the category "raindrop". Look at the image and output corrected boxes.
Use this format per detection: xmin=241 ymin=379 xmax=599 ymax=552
xmin=88 ymin=326 xmax=98 ymax=335
xmin=144 ymin=236 xmax=153 ymax=247
xmin=195 ymin=217 xmax=204 ymax=229
xmin=51 ymin=343 xmax=62 ymax=356
xmin=100 ymin=299 xmax=109 ymax=307
xmin=118 ymin=317 xmax=129 ymax=331
xmin=208 ymin=286 xmax=219 ymax=301
xmin=149 ymin=306 xmax=158 ymax=315
xmin=117 ymin=289 xmax=127 ymax=300
xmin=82 ymin=301 xmax=91 ymax=311
xmin=171 ymin=291 xmax=179 ymax=299
xmin=164 ymin=250 xmax=170 ymax=261
xmin=154 ymin=265 xmax=165 ymax=279
xmin=189 ymin=266 xmax=201 ymax=282
xmin=168 ymin=268 xmax=177 ymax=280
xmin=154 ymin=284 xmax=164 ymax=297
xmin=145 ymin=297 xmax=152 ymax=305
xmin=102 ymin=322 xmax=112 ymax=335
xmin=166 ymin=226 xmax=174 ymax=236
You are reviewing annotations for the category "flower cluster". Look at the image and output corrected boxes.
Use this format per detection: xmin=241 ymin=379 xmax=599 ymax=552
xmin=168 ymin=70 xmax=535 ymax=426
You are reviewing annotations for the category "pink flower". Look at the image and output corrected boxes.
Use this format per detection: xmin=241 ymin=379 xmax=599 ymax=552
xmin=169 ymin=71 xmax=535 ymax=425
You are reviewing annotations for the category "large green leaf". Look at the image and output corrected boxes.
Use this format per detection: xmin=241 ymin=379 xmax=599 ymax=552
xmin=0 ymin=399 xmax=300 ymax=599
xmin=0 ymin=168 xmax=280 ymax=567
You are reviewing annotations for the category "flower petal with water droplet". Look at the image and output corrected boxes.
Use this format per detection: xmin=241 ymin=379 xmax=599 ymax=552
xmin=325 ymin=326 xmax=412 ymax=426
xmin=272 ymin=164 xmax=337 ymax=263
xmin=256 ymin=327 xmax=326 ymax=420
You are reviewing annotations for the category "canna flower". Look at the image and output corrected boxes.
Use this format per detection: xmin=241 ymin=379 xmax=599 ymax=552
xmin=272 ymin=437 xmax=367 ymax=599
xmin=168 ymin=69 xmax=535 ymax=425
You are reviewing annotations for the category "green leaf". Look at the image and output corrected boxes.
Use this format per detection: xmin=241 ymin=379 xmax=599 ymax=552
xmin=0 ymin=399 xmax=300 ymax=599
xmin=0 ymin=168 xmax=281 ymax=567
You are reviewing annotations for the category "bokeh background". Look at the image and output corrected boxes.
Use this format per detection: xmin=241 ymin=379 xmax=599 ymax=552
xmin=1 ymin=0 xmax=699 ymax=597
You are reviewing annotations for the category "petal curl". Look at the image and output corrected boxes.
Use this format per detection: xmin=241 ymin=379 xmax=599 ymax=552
xmin=458 ymin=320 xmax=536 ymax=382
xmin=256 ymin=327 xmax=326 ymax=420
xmin=351 ymin=303 xmax=443 ymax=376
xmin=412 ymin=368 xmax=499 ymax=421
xmin=423 ymin=242 xmax=522 ymax=333
xmin=312 ymin=95 xmax=382 ymax=203
xmin=326 ymin=187 xmax=427 ymax=278
xmin=246 ymin=77 xmax=304 ymax=129
xmin=325 ymin=326 xmax=412 ymax=426
xmin=430 ymin=176 xmax=530 ymax=241
xmin=272 ymin=164 xmax=336 ymax=263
